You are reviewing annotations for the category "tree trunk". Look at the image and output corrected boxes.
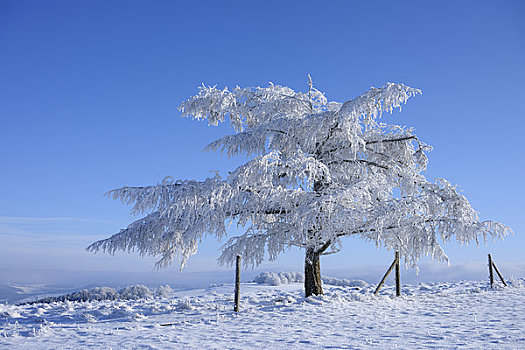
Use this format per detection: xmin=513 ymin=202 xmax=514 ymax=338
xmin=304 ymin=247 xmax=323 ymax=297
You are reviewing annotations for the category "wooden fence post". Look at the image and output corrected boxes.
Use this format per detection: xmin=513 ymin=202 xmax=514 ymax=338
xmin=488 ymin=254 xmax=494 ymax=287
xmin=395 ymin=251 xmax=401 ymax=297
xmin=490 ymin=255 xmax=508 ymax=287
xmin=234 ymin=255 xmax=241 ymax=312
xmin=374 ymin=252 xmax=399 ymax=295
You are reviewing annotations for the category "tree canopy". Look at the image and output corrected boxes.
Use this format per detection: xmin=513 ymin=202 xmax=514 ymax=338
xmin=88 ymin=80 xmax=511 ymax=295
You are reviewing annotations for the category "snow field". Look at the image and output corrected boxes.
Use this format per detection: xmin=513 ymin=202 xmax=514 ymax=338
xmin=1 ymin=279 xmax=524 ymax=349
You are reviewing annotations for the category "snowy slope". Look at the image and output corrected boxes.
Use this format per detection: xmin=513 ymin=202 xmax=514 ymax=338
xmin=1 ymin=279 xmax=524 ymax=349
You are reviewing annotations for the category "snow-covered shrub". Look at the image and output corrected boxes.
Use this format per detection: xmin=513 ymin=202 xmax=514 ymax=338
xmin=0 ymin=306 xmax=22 ymax=318
xmin=278 ymin=272 xmax=304 ymax=284
xmin=255 ymin=272 xmax=368 ymax=288
xmin=21 ymin=285 xmax=158 ymax=305
xmin=118 ymin=285 xmax=152 ymax=300
xmin=254 ymin=272 xmax=282 ymax=286
xmin=77 ymin=287 xmax=119 ymax=301
xmin=322 ymin=277 xmax=367 ymax=288
xmin=176 ymin=297 xmax=192 ymax=310
xmin=155 ymin=285 xmax=173 ymax=298
xmin=27 ymin=287 xmax=119 ymax=304
xmin=254 ymin=272 xmax=303 ymax=286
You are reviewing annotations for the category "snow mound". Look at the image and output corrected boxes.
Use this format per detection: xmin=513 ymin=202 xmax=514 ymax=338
xmin=254 ymin=272 xmax=368 ymax=288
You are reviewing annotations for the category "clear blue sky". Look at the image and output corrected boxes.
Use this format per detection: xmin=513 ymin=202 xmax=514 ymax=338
xmin=1 ymin=0 xmax=524 ymax=286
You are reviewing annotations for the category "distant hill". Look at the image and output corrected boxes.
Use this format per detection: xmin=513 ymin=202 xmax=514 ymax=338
xmin=0 ymin=284 xmax=28 ymax=304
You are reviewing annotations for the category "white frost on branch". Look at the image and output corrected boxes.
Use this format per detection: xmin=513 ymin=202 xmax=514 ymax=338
xmin=87 ymin=81 xmax=511 ymax=270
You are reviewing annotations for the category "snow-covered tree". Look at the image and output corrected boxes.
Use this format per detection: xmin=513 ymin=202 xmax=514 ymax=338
xmin=87 ymin=79 xmax=511 ymax=297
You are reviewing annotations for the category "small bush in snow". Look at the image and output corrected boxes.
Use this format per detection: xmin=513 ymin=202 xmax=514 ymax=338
xmin=322 ymin=277 xmax=367 ymax=288
xmin=278 ymin=272 xmax=304 ymax=284
xmin=23 ymin=285 xmax=156 ymax=305
xmin=155 ymin=285 xmax=173 ymax=298
xmin=26 ymin=287 xmax=119 ymax=304
xmin=118 ymin=285 xmax=152 ymax=300
xmin=79 ymin=287 xmax=119 ymax=301
xmin=254 ymin=272 xmax=282 ymax=286
xmin=177 ymin=297 xmax=192 ymax=310
xmin=254 ymin=272 xmax=367 ymax=288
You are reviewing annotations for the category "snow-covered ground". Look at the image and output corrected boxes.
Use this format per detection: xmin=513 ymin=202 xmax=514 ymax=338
xmin=1 ymin=278 xmax=524 ymax=349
